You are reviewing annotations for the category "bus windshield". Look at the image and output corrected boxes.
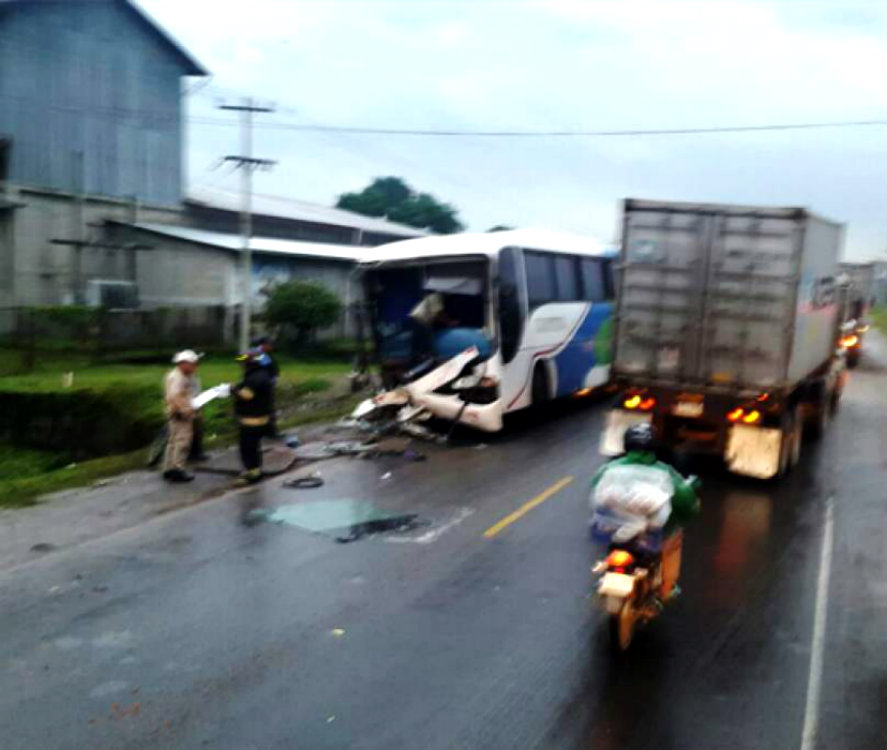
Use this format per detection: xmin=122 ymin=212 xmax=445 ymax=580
xmin=364 ymin=258 xmax=492 ymax=376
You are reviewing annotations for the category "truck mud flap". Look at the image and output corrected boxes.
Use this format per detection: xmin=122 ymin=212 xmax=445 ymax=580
xmin=725 ymin=424 xmax=782 ymax=479
xmin=600 ymin=410 xmax=653 ymax=457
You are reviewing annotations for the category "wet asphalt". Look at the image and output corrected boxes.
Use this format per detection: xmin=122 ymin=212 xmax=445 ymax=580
xmin=1 ymin=341 xmax=885 ymax=750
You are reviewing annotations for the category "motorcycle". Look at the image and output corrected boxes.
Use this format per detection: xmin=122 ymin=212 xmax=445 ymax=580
xmin=592 ymin=476 xmax=699 ymax=652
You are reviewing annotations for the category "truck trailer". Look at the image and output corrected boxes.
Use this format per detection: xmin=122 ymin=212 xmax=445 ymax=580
xmin=601 ymin=198 xmax=847 ymax=479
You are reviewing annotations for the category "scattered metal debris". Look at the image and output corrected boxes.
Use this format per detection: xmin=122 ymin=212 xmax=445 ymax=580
xmin=283 ymin=473 xmax=325 ymax=489
xmin=334 ymin=514 xmax=423 ymax=543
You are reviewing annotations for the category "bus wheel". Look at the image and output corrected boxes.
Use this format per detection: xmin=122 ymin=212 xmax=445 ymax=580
xmin=531 ymin=363 xmax=550 ymax=408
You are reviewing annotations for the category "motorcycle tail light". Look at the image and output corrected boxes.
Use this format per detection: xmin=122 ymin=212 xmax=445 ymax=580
xmin=606 ymin=550 xmax=635 ymax=570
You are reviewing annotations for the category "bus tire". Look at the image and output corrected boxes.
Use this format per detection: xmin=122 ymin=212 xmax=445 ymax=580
xmin=531 ymin=363 xmax=550 ymax=408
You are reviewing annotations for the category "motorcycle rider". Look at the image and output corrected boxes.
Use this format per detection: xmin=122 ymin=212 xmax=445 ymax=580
xmin=590 ymin=423 xmax=700 ymax=599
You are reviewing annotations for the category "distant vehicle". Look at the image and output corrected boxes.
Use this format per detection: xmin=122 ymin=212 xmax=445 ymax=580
xmin=837 ymin=261 xmax=876 ymax=368
xmin=602 ymin=199 xmax=847 ymax=479
xmin=356 ymin=229 xmax=617 ymax=431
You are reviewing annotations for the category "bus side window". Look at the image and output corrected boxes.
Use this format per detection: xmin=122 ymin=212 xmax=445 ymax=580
xmin=554 ymin=255 xmax=580 ymax=301
xmin=581 ymin=257 xmax=607 ymax=302
xmin=525 ymin=251 xmax=556 ymax=308
xmin=498 ymin=247 xmax=523 ymax=364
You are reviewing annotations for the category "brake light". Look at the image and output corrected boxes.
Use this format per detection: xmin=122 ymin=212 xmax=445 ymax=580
xmin=606 ymin=550 xmax=635 ymax=569
xmin=841 ymin=334 xmax=859 ymax=349
xmin=623 ymin=395 xmax=642 ymax=410
xmin=756 ymin=392 xmax=770 ymax=403
xmin=742 ymin=409 xmax=762 ymax=424
xmin=727 ymin=407 xmax=744 ymax=422
xmin=639 ymin=397 xmax=657 ymax=411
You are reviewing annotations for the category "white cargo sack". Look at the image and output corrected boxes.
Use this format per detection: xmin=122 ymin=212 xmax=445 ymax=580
xmin=591 ymin=464 xmax=674 ymax=531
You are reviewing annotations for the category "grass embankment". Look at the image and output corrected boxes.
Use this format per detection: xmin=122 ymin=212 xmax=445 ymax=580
xmin=870 ymin=307 xmax=887 ymax=336
xmin=0 ymin=351 xmax=357 ymax=507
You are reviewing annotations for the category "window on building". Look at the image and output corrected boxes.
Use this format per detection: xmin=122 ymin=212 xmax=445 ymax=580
xmin=0 ymin=138 xmax=10 ymax=183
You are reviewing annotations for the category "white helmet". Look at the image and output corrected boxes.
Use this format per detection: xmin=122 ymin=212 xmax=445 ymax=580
xmin=172 ymin=349 xmax=203 ymax=364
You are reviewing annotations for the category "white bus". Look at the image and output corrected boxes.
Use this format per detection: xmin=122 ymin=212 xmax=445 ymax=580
xmin=357 ymin=229 xmax=617 ymax=431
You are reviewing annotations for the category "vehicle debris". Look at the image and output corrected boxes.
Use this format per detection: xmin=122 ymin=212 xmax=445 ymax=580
xmin=283 ymin=473 xmax=325 ymax=489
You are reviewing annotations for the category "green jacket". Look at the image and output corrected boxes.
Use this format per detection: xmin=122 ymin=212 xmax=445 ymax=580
xmin=591 ymin=451 xmax=701 ymax=530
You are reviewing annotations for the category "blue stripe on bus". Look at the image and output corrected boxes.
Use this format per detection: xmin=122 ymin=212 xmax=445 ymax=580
xmin=553 ymin=302 xmax=613 ymax=396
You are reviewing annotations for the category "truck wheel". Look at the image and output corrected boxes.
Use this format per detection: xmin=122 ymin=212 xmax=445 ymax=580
xmin=809 ymin=389 xmax=831 ymax=440
xmin=830 ymin=384 xmax=842 ymax=415
xmin=789 ymin=407 xmax=803 ymax=468
xmin=779 ymin=408 xmax=802 ymax=476
xmin=531 ymin=363 xmax=550 ymax=408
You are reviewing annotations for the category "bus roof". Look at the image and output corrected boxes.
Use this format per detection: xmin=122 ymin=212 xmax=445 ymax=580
xmin=359 ymin=229 xmax=614 ymax=266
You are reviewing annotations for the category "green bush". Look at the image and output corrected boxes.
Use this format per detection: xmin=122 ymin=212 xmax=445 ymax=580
xmin=264 ymin=281 xmax=342 ymax=347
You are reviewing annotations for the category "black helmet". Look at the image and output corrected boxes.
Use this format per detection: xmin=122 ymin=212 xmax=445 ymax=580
xmin=623 ymin=423 xmax=657 ymax=453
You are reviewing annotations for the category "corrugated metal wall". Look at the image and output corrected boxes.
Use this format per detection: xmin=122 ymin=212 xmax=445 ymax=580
xmin=0 ymin=1 xmax=187 ymax=206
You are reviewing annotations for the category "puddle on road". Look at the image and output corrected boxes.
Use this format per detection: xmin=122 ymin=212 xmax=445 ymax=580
xmin=248 ymin=499 xmax=425 ymax=543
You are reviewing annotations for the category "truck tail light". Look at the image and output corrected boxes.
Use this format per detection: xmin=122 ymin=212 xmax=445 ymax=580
xmin=639 ymin=397 xmax=656 ymax=411
xmin=727 ymin=407 xmax=744 ymax=423
xmin=623 ymin=395 xmax=642 ymax=410
xmin=742 ymin=409 xmax=762 ymax=424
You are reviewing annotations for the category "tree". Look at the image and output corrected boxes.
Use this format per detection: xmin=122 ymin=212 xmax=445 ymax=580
xmin=264 ymin=280 xmax=342 ymax=346
xmin=336 ymin=176 xmax=465 ymax=234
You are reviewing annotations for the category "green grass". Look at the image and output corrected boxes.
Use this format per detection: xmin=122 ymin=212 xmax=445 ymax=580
xmin=0 ymin=391 xmax=364 ymax=509
xmin=0 ymin=352 xmax=350 ymax=392
xmin=870 ymin=307 xmax=887 ymax=336
xmin=0 ymin=349 xmax=357 ymax=507
xmin=0 ymin=448 xmax=145 ymax=509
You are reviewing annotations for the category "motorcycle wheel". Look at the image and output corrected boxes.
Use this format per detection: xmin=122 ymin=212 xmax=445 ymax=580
xmin=609 ymin=597 xmax=637 ymax=652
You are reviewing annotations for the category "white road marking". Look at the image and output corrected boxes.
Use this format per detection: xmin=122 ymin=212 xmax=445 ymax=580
xmin=800 ymin=498 xmax=834 ymax=750
xmin=385 ymin=508 xmax=474 ymax=544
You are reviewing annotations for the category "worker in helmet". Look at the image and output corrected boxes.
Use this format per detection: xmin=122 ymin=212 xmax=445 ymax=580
xmin=232 ymin=348 xmax=274 ymax=484
xmin=590 ymin=423 xmax=700 ymax=599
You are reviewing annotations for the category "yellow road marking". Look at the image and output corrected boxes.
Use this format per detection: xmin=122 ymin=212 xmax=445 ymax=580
xmin=483 ymin=476 xmax=575 ymax=538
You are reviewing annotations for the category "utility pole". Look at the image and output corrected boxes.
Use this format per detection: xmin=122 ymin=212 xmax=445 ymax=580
xmin=219 ymin=98 xmax=275 ymax=352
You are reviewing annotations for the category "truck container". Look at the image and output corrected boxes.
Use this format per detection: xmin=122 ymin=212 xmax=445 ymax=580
xmin=602 ymin=198 xmax=847 ymax=479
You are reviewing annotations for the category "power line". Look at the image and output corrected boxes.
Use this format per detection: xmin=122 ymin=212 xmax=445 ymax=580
xmin=2 ymin=93 xmax=883 ymax=138
xmin=187 ymin=117 xmax=887 ymax=137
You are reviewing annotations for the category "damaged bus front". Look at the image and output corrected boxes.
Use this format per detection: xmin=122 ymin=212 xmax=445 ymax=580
xmin=355 ymin=230 xmax=616 ymax=432
xmin=361 ymin=252 xmax=503 ymax=431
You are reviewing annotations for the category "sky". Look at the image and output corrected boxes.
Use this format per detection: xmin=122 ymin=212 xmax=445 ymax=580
xmin=139 ymin=0 xmax=886 ymax=259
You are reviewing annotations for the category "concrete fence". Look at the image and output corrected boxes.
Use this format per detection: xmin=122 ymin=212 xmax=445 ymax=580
xmin=0 ymin=305 xmax=235 ymax=356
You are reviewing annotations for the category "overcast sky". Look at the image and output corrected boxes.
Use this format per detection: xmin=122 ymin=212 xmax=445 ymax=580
xmin=140 ymin=0 xmax=885 ymax=259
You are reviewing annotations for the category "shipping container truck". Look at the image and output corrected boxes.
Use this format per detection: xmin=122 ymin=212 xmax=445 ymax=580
xmin=601 ymin=198 xmax=847 ymax=479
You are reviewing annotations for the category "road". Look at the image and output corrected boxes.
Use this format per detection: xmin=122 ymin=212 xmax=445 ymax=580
xmin=1 ymin=340 xmax=885 ymax=750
